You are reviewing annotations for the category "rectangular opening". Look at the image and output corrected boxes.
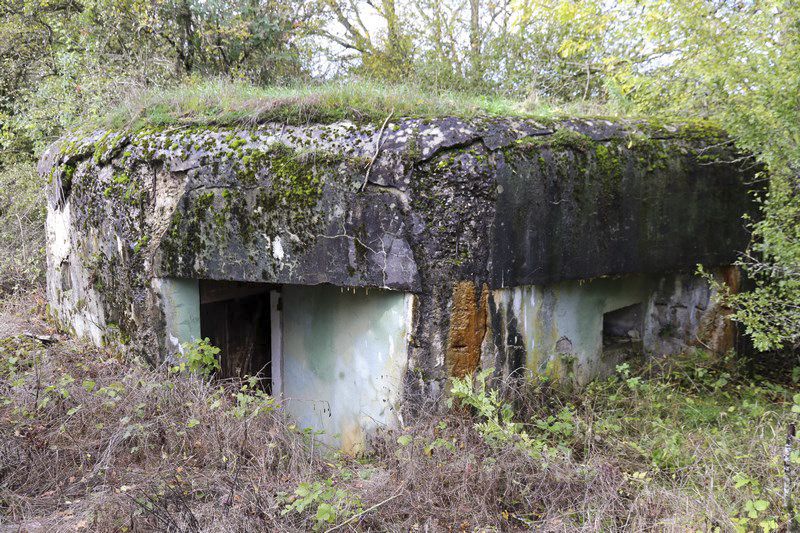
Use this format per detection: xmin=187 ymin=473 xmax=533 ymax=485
xmin=199 ymin=280 xmax=277 ymax=391
xmin=603 ymin=302 xmax=644 ymax=359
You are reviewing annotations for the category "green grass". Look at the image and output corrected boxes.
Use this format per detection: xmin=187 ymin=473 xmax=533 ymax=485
xmin=92 ymin=77 xmax=629 ymax=132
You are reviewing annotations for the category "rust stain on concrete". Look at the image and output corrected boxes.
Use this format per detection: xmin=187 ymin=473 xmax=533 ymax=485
xmin=340 ymin=419 xmax=365 ymax=456
xmin=446 ymin=281 xmax=488 ymax=378
xmin=697 ymin=266 xmax=740 ymax=354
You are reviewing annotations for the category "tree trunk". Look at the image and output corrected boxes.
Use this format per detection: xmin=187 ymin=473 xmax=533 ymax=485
xmin=469 ymin=0 xmax=481 ymax=84
xmin=178 ymin=0 xmax=195 ymax=74
xmin=383 ymin=0 xmax=402 ymax=62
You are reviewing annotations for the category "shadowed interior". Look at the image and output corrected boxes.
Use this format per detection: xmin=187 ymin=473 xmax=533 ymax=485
xmin=603 ymin=302 xmax=643 ymax=360
xmin=199 ymin=280 xmax=272 ymax=389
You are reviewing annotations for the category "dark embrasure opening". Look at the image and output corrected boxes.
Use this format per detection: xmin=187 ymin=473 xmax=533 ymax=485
xmin=603 ymin=302 xmax=644 ymax=360
xmin=199 ymin=280 xmax=272 ymax=390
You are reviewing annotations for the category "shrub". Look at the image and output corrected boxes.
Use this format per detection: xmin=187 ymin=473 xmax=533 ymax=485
xmin=0 ymin=161 xmax=45 ymax=295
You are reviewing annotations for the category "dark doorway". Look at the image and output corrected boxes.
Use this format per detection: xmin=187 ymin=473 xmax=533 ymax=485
xmin=603 ymin=303 xmax=644 ymax=360
xmin=199 ymin=280 xmax=272 ymax=389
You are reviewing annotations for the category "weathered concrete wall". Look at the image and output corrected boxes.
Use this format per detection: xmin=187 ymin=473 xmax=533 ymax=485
xmin=155 ymin=278 xmax=201 ymax=356
xmin=281 ymin=285 xmax=412 ymax=452
xmin=491 ymin=276 xmax=650 ymax=385
xmin=491 ymin=131 xmax=752 ymax=286
xmin=46 ymin=202 xmax=106 ymax=345
xmin=487 ymin=270 xmax=734 ymax=387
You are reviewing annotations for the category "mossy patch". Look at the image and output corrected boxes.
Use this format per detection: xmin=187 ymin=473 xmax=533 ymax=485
xmin=639 ymin=117 xmax=727 ymax=143
xmin=61 ymin=164 xmax=76 ymax=195
xmin=515 ymin=128 xmax=595 ymax=153
xmin=92 ymin=131 xmax=128 ymax=164
xmin=157 ymin=142 xmax=352 ymax=278
xmin=268 ymin=144 xmax=326 ymax=209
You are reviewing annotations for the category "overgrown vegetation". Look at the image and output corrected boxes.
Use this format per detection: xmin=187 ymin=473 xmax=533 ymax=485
xmin=2 ymin=304 xmax=800 ymax=531
xmin=97 ymin=78 xmax=548 ymax=131
xmin=704 ymin=178 xmax=800 ymax=352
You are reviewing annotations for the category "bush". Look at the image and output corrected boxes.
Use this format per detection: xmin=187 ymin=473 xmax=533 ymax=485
xmin=0 ymin=161 xmax=45 ymax=295
xmin=722 ymin=177 xmax=799 ymax=352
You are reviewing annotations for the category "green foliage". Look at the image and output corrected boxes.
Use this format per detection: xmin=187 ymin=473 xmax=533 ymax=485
xmin=0 ymin=336 xmax=41 ymax=381
xmin=229 ymin=377 xmax=277 ymax=418
xmin=736 ymin=499 xmax=777 ymax=532
xmin=279 ymin=480 xmax=363 ymax=531
xmin=449 ymin=368 xmax=529 ymax=450
xmin=170 ymin=337 xmax=221 ymax=377
xmin=704 ymin=179 xmax=800 ymax=351
xmin=449 ymin=368 xmax=578 ymax=458
xmin=586 ymin=355 xmax=798 ymax=529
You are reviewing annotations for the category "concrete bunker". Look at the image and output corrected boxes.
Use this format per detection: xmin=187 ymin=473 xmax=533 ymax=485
xmin=41 ymin=116 xmax=760 ymax=450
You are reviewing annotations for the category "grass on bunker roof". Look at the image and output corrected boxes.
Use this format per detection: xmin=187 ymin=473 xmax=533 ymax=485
xmin=93 ymin=77 xmax=626 ymax=132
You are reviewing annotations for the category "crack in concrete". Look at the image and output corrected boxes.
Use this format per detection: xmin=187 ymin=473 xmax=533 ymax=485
xmin=361 ymin=183 xmax=411 ymax=211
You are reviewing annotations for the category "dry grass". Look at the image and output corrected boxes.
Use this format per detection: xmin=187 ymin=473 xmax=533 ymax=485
xmin=1 ymin=295 xmax=798 ymax=532
xmin=0 ymin=336 xmax=318 ymax=531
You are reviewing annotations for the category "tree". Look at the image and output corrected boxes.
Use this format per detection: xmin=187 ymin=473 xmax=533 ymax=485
xmin=605 ymin=0 xmax=800 ymax=351
xmin=508 ymin=0 xmax=615 ymax=100
xmin=315 ymin=0 xmax=413 ymax=81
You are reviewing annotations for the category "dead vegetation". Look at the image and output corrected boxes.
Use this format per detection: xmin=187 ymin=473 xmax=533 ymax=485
xmin=1 ymin=296 xmax=799 ymax=532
